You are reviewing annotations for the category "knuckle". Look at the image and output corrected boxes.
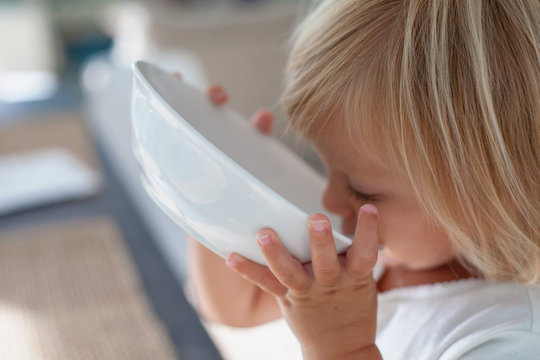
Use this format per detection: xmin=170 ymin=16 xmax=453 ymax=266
xmin=316 ymin=265 xmax=341 ymax=283
xmin=256 ymin=276 xmax=268 ymax=288
xmin=347 ymin=247 xmax=378 ymax=270
xmin=347 ymin=263 xmax=369 ymax=277
xmin=256 ymin=276 xmax=273 ymax=292
xmin=321 ymin=287 xmax=339 ymax=296
xmin=280 ymin=271 xmax=301 ymax=288
xmin=288 ymin=292 xmax=311 ymax=304
xmin=281 ymin=272 xmax=311 ymax=293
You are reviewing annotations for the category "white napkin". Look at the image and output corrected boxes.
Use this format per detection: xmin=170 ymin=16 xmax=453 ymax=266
xmin=0 ymin=148 xmax=101 ymax=215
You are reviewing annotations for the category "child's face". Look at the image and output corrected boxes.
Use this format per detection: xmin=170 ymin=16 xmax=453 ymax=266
xmin=313 ymin=124 xmax=456 ymax=270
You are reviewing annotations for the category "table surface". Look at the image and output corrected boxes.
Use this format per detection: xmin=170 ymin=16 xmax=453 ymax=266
xmin=0 ymin=120 xmax=222 ymax=360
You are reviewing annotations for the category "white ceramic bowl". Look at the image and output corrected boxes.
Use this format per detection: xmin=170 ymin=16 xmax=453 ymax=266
xmin=131 ymin=61 xmax=351 ymax=265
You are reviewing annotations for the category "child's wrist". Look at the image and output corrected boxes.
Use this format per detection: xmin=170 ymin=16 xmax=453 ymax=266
xmin=302 ymin=344 xmax=382 ymax=360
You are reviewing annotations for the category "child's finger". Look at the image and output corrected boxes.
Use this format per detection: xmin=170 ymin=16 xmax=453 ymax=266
xmin=226 ymin=253 xmax=287 ymax=297
xmin=250 ymin=109 xmax=274 ymax=135
xmin=345 ymin=204 xmax=379 ymax=280
xmin=308 ymin=214 xmax=342 ymax=285
xmin=256 ymin=229 xmax=311 ymax=293
xmin=206 ymin=85 xmax=229 ymax=106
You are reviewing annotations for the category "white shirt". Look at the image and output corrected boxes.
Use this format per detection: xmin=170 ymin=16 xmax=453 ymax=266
xmin=201 ymin=275 xmax=540 ymax=359
xmin=376 ymin=278 xmax=540 ymax=359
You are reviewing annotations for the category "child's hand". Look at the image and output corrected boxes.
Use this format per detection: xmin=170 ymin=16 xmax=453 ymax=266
xmin=227 ymin=205 xmax=382 ymax=360
xmin=173 ymin=71 xmax=274 ymax=135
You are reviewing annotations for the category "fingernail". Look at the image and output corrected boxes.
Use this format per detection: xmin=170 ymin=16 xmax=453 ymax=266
xmin=360 ymin=204 xmax=378 ymax=215
xmin=256 ymin=232 xmax=271 ymax=246
xmin=226 ymin=254 xmax=239 ymax=268
xmin=310 ymin=219 xmax=328 ymax=233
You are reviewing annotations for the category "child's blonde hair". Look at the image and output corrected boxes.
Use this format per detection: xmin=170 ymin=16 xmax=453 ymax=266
xmin=281 ymin=0 xmax=540 ymax=284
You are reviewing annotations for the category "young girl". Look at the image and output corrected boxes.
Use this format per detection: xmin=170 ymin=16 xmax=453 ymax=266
xmin=186 ymin=0 xmax=540 ymax=358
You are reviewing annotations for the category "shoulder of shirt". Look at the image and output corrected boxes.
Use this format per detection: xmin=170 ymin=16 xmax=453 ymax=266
xmin=377 ymin=279 xmax=540 ymax=359
xmin=440 ymin=284 xmax=540 ymax=360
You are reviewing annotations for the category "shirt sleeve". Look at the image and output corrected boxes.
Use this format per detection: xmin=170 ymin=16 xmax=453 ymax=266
xmin=202 ymin=317 xmax=303 ymax=360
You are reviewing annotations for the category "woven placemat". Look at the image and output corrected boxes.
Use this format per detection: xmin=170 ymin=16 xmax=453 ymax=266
xmin=0 ymin=218 xmax=178 ymax=360
xmin=0 ymin=111 xmax=99 ymax=170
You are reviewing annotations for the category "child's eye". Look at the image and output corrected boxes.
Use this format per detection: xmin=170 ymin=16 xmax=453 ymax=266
xmin=346 ymin=185 xmax=377 ymax=202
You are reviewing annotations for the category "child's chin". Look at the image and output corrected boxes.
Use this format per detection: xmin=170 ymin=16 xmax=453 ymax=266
xmin=378 ymin=249 xmax=433 ymax=270
xmin=378 ymin=250 xmax=402 ymax=267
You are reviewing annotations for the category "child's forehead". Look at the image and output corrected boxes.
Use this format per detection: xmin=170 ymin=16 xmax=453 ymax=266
xmin=311 ymin=120 xmax=396 ymax=178
xmin=290 ymin=81 xmax=401 ymax=176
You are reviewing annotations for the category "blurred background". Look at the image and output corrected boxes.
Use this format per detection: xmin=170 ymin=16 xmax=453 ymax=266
xmin=0 ymin=0 xmax=315 ymax=359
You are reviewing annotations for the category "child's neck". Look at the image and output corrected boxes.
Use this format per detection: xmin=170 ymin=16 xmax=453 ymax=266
xmin=377 ymin=259 xmax=476 ymax=293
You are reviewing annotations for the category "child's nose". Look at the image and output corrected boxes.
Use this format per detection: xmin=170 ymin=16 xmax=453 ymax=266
xmin=322 ymin=187 xmax=357 ymax=235
xmin=322 ymin=185 xmax=354 ymax=218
